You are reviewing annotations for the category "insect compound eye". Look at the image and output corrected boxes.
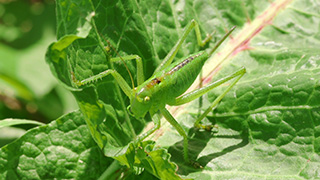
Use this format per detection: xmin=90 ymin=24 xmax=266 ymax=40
xmin=144 ymin=96 xmax=150 ymax=102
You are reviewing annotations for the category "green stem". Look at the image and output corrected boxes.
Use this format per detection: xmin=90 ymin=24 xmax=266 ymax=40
xmin=98 ymin=160 xmax=122 ymax=180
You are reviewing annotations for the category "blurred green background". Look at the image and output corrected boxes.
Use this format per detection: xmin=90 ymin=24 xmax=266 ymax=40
xmin=0 ymin=0 xmax=77 ymax=146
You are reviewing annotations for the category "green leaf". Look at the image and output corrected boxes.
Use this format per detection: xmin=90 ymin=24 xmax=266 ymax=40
xmin=0 ymin=127 xmax=26 ymax=148
xmin=50 ymin=1 xmax=319 ymax=179
xmin=156 ymin=0 xmax=320 ymax=179
xmin=46 ymin=0 xmax=187 ymax=178
xmin=104 ymin=141 xmax=182 ymax=179
xmin=0 ymin=0 xmax=78 ymax=122
xmin=135 ymin=141 xmax=182 ymax=180
xmin=12 ymin=0 xmax=320 ymax=179
xmin=0 ymin=119 xmax=45 ymax=128
xmin=0 ymin=110 xmax=112 ymax=179
xmin=0 ymin=0 xmax=57 ymax=99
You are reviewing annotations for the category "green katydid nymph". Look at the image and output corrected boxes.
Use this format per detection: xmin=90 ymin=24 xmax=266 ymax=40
xmin=73 ymin=19 xmax=246 ymax=163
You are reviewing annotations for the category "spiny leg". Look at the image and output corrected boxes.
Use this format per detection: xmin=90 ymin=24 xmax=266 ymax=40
xmin=72 ymin=69 xmax=132 ymax=98
xmin=154 ymin=19 xmax=214 ymax=73
xmin=111 ymin=55 xmax=144 ymax=86
xmin=71 ymin=55 xmax=145 ymax=134
xmin=160 ymin=107 xmax=190 ymax=162
xmin=194 ymin=68 xmax=245 ymax=130
xmin=71 ymin=68 xmax=137 ymax=137
xmin=72 ymin=54 xmax=145 ymax=89
xmin=171 ymin=67 xmax=246 ymax=130
xmin=134 ymin=112 xmax=161 ymax=144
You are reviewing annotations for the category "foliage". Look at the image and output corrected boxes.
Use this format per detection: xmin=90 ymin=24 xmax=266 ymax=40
xmin=0 ymin=0 xmax=77 ymax=126
xmin=1 ymin=0 xmax=320 ymax=179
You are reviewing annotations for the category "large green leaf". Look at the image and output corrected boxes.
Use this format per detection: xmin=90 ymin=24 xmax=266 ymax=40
xmin=2 ymin=0 xmax=320 ymax=179
xmin=48 ymin=0 xmax=320 ymax=179
xmin=0 ymin=110 xmax=112 ymax=179
xmin=46 ymin=1 xmax=181 ymax=178
xmin=0 ymin=0 xmax=78 ymax=122
xmin=157 ymin=0 xmax=320 ymax=179
xmin=0 ymin=119 xmax=45 ymax=128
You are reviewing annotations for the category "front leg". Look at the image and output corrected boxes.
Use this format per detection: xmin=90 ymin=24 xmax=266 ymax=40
xmin=72 ymin=69 xmax=132 ymax=98
xmin=134 ymin=112 xmax=161 ymax=144
xmin=111 ymin=55 xmax=144 ymax=86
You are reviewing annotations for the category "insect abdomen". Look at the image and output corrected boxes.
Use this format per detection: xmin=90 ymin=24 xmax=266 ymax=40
xmin=134 ymin=51 xmax=208 ymax=111
xmin=160 ymin=51 xmax=209 ymax=102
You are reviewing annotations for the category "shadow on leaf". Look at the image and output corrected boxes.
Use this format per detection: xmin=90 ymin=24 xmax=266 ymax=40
xmin=168 ymin=127 xmax=249 ymax=175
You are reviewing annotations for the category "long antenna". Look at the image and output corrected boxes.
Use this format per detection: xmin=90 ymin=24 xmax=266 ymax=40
xmin=209 ymin=26 xmax=236 ymax=56
xmin=100 ymin=34 xmax=135 ymax=89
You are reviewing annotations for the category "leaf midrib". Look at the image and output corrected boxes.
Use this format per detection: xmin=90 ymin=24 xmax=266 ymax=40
xmin=209 ymin=104 xmax=320 ymax=118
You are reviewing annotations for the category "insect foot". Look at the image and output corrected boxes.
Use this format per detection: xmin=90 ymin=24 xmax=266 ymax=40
xmin=71 ymin=71 xmax=82 ymax=87
xmin=189 ymin=160 xmax=203 ymax=169
xmin=194 ymin=123 xmax=219 ymax=132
